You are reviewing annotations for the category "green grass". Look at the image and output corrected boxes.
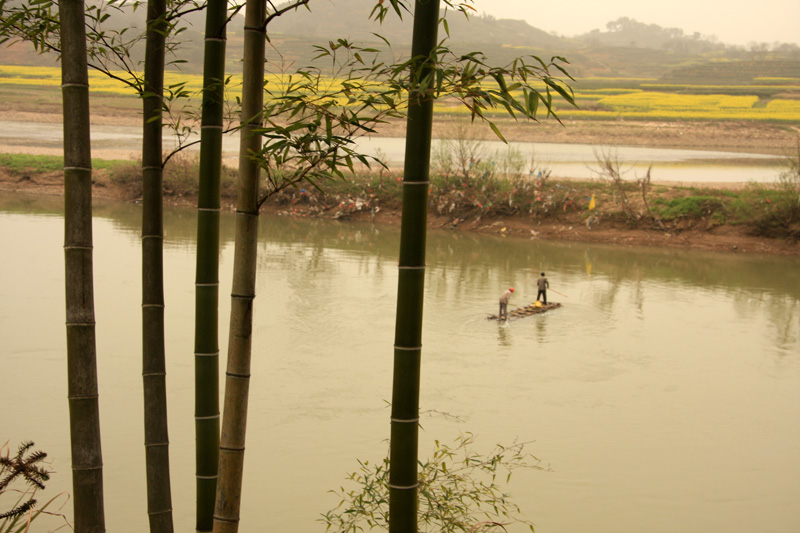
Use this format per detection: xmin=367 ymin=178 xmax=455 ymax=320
xmin=3 ymin=151 xmax=799 ymax=240
xmin=652 ymin=196 xmax=724 ymax=219
xmin=0 ymin=153 xmax=129 ymax=174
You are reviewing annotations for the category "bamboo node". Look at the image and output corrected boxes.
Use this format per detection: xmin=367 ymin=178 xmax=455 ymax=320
xmin=225 ymin=371 xmax=251 ymax=379
xmin=68 ymin=394 xmax=99 ymax=400
xmin=196 ymin=474 xmax=219 ymax=480
xmin=195 ymin=414 xmax=220 ymax=420
xmin=141 ymin=303 xmax=165 ymax=308
xmin=390 ymin=417 xmax=420 ymax=423
xmin=393 ymin=345 xmax=421 ymax=351
xmin=63 ymin=245 xmax=93 ymax=250
xmin=389 ymin=482 xmax=420 ymax=490
xmin=194 ymin=351 xmax=220 ymax=357
xmin=195 ymin=282 xmax=220 ymax=287
xmin=213 ymin=515 xmax=239 ymax=524
xmin=398 ymin=265 xmax=426 ymax=270
xmin=71 ymin=464 xmax=104 ymax=471
xmin=63 ymin=166 xmax=92 ymax=171
xmin=219 ymin=445 xmax=246 ymax=452
xmin=144 ymin=441 xmax=170 ymax=447
xmin=230 ymin=294 xmax=255 ymax=300
xmin=147 ymin=508 xmax=173 ymax=516
xmin=65 ymin=322 xmax=97 ymax=327
xmin=402 ymin=180 xmax=430 ymax=186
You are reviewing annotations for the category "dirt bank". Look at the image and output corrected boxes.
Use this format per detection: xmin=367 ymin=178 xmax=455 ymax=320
xmin=3 ymin=167 xmax=798 ymax=256
xmin=1 ymin=108 xmax=798 ymax=156
xmin=2 ymin=106 xmax=799 ymax=255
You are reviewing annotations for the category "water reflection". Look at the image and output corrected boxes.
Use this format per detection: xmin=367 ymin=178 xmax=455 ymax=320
xmin=1 ymin=193 xmax=799 ymax=533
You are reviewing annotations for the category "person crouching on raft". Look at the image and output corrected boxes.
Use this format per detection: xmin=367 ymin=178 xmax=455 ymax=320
xmin=499 ymin=287 xmax=514 ymax=320
xmin=537 ymin=273 xmax=549 ymax=305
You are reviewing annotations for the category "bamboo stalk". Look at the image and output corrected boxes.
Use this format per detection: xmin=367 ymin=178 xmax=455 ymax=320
xmin=194 ymin=0 xmax=227 ymax=529
xmin=212 ymin=0 xmax=266 ymax=531
xmin=389 ymin=1 xmax=440 ymax=531
xmin=142 ymin=0 xmax=174 ymax=530
xmin=60 ymin=0 xmax=107 ymax=531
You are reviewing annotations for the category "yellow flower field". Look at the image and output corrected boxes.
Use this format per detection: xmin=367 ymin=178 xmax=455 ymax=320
xmin=0 ymin=65 xmax=315 ymax=98
xmin=1 ymin=65 xmax=798 ymax=123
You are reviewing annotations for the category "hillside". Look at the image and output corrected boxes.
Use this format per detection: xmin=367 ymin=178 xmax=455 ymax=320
xmin=0 ymin=1 xmax=798 ymax=81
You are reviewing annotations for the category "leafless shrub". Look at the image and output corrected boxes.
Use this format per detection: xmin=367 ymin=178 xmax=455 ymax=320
xmin=592 ymin=147 xmax=638 ymax=221
xmin=637 ymin=166 xmax=667 ymax=230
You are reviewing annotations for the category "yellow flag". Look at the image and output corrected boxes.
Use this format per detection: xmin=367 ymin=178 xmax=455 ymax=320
xmin=588 ymin=194 xmax=596 ymax=211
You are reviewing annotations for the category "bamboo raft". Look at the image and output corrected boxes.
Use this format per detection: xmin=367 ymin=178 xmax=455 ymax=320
xmin=487 ymin=302 xmax=562 ymax=321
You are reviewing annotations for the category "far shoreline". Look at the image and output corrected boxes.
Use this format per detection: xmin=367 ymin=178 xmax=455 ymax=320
xmin=2 ymin=168 xmax=798 ymax=257
xmin=2 ymin=108 xmax=798 ymax=256
xmin=1 ymin=107 xmax=798 ymax=156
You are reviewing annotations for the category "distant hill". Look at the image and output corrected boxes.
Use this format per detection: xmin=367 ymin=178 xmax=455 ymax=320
xmin=267 ymin=0 xmax=568 ymax=49
xmin=0 ymin=2 xmax=797 ymax=82
xmin=576 ymin=17 xmax=727 ymax=54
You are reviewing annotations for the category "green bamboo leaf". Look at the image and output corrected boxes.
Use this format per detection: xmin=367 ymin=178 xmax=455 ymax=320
xmin=488 ymin=121 xmax=507 ymax=143
xmin=490 ymin=72 xmax=507 ymax=93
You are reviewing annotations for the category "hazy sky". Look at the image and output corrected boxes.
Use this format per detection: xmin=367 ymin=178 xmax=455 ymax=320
xmin=472 ymin=0 xmax=800 ymax=46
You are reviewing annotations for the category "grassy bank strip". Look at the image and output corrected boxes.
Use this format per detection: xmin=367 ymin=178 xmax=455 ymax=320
xmin=3 ymin=152 xmax=798 ymax=241
xmin=275 ymin=165 xmax=799 ymax=240
xmin=0 ymin=153 xmax=129 ymax=173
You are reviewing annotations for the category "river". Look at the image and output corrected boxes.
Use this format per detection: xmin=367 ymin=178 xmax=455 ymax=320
xmin=1 ymin=193 xmax=799 ymax=532
xmin=0 ymin=119 xmax=786 ymax=184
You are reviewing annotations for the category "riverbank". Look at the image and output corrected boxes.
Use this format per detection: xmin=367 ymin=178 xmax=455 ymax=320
xmin=2 ymin=163 xmax=798 ymax=256
xmin=1 ymin=109 xmax=799 ymax=157
xmin=2 ymin=105 xmax=799 ymax=255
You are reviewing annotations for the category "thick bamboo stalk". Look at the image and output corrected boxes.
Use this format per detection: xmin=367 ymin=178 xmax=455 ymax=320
xmin=389 ymin=1 xmax=440 ymax=531
xmin=212 ymin=0 xmax=266 ymax=531
xmin=194 ymin=0 xmax=227 ymax=529
xmin=142 ymin=0 xmax=174 ymax=531
xmin=60 ymin=0 xmax=107 ymax=531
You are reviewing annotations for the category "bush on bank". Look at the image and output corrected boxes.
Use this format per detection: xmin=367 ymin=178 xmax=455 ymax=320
xmin=2 ymin=151 xmax=799 ymax=241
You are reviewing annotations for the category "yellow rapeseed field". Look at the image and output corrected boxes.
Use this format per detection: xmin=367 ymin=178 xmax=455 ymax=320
xmin=0 ymin=65 xmax=306 ymax=98
xmin=2 ymin=65 xmax=798 ymax=123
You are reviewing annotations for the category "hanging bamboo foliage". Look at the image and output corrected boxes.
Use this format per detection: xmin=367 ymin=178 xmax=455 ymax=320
xmin=212 ymin=0 xmax=265 ymax=531
xmin=142 ymin=0 xmax=174 ymax=531
xmin=59 ymin=0 xmax=107 ymax=531
xmin=389 ymin=1 xmax=440 ymax=531
xmin=193 ymin=0 xmax=228 ymax=530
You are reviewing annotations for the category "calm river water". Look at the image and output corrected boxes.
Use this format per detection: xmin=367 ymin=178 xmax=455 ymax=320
xmin=1 ymin=193 xmax=799 ymax=533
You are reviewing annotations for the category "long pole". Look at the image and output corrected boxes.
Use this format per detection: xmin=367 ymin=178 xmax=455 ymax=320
xmin=213 ymin=0 xmax=265 ymax=530
xmin=194 ymin=0 xmax=227 ymax=528
xmin=389 ymin=1 xmax=440 ymax=531
xmin=141 ymin=0 xmax=174 ymax=530
xmin=60 ymin=1 xmax=107 ymax=530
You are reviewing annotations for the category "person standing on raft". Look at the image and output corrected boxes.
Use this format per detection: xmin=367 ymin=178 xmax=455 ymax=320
xmin=536 ymin=273 xmax=549 ymax=304
xmin=499 ymin=287 xmax=514 ymax=320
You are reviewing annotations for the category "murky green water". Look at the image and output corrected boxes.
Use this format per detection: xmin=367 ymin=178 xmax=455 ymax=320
xmin=2 ymin=193 xmax=799 ymax=533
